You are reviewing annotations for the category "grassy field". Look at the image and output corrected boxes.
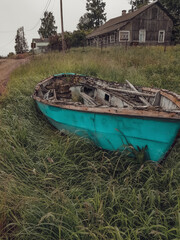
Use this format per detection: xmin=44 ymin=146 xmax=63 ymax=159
xmin=0 ymin=46 xmax=180 ymax=240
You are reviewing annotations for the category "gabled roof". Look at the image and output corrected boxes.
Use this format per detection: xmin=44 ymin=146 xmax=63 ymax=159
xmin=32 ymin=38 xmax=49 ymax=43
xmin=87 ymin=1 xmax=173 ymax=39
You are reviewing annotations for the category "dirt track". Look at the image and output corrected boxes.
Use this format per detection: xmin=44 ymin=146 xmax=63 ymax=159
xmin=0 ymin=58 xmax=29 ymax=95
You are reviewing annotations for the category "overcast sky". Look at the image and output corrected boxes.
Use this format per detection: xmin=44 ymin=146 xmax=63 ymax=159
xmin=0 ymin=0 xmax=131 ymax=56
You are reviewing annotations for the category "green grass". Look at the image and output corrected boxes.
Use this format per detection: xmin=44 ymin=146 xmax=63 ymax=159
xmin=0 ymin=46 xmax=180 ymax=239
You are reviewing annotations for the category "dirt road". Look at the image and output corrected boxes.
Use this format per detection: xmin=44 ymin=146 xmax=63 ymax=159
xmin=0 ymin=58 xmax=29 ymax=95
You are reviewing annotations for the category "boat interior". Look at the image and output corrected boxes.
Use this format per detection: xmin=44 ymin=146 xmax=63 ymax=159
xmin=34 ymin=74 xmax=180 ymax=113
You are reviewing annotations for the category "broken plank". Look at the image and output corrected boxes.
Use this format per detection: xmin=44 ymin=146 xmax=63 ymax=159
xmin=152 ymin=91 xmax=161 ymax=106
xmin=80 ymin=92 xmax=97 ymax=106
xmin=125 ymin=80 xmax=152 ymax=106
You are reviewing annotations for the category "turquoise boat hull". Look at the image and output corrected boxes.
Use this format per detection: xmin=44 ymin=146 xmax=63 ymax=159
xmin=36 ymin=101 xmax=180 ymax=162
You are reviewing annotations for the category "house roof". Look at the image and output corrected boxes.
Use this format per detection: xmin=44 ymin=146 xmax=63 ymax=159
xmin=87 ymin=1 xmax=173 ymax=39
xmin=32 ymin=38 xmax=49 ymax=43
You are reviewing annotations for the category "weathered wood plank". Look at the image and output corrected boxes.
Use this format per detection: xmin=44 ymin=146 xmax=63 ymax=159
xmin=125 ymin=80 xmax=152 ymax=106
xmin=106 ymin=87 xmax=155 ymax=97
xmin=152 ymin=91 xmax=161 ymax=106
xmin=160 ymin=91 xmax=180 ymax=108
xmin=80 ymin=92 xmax=97 ymax=105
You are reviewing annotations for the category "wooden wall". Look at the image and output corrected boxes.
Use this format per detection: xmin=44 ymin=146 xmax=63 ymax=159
xmin=131 ymin=5 xmax=173 ymax=44
xmin=87 ymin=3 xmax=173 ymax=47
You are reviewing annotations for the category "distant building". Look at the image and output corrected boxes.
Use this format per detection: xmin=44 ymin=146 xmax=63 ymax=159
xmin=32 ymin=38 xmax=49 ymax=53
xmin=87 ymin=1 xmax=174 ymax=47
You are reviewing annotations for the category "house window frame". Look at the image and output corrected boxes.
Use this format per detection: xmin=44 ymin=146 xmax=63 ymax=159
xmin=99 ymin=38 xmax=103 ymax=45
xmin=110 ymin=34 xmax=115 ymax=43
xmin=139 ymin=29 xmax=146 ymax=43
xmin=103 ymin=36 xmax=107 ymax=44
xmin=158 ymin=30 xmax=165 ymax=43
xmin=94 ymin=38 xmax=98 ymax=46
xmin=119 ymin=31 xmax=130 ymax=42
xmin=90 ymin=39 xmax=93 ymax=46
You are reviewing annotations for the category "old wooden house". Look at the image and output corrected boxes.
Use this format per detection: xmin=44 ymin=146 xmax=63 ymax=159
xmin=32 ymin=38 xmax=50 ymax=54
xmin=86 ymin=1 xmax=174 ymax=47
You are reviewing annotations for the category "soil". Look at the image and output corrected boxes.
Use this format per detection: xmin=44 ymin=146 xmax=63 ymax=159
xmin=0 ymin=58 xmax=29 ymax=95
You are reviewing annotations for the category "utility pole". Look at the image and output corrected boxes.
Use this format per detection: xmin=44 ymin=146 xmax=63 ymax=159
xmin=60 ymin=0 xmax=66 ymax=53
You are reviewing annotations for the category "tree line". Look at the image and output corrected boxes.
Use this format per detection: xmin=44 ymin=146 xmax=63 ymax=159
xmin=14 ymin=0 xmax=180 ymax=54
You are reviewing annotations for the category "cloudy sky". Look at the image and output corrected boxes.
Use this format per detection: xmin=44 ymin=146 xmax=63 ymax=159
xmin=0 ymin=0 xmax=131 ymax=56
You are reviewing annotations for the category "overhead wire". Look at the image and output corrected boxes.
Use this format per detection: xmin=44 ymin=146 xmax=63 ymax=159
xmin=27 ymin=0 xmax=52 ymax=31
xmin=0 ymin=37 xmax=15 ymax=49
xmin=0 ymin=0 xmax=52 ymax=33
xmin=0 ymin=0 xmax=52 ymax=51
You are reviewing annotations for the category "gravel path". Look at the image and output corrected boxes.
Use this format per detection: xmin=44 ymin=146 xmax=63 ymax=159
xmin=0 ymin=58 xmax=29 ymax=95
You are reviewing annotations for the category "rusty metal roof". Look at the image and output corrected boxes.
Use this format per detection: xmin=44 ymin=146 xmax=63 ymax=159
xmin=87 ymin=1 xmax=172 ymax=39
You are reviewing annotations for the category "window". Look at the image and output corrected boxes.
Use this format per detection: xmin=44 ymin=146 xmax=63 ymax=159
xmin=104 ymin=94 xmax=109 ymax=101
xmin=139 ymin=29 xmax=146 ymax=43
xmin=158 ymin=30 xmax=165 ymax=43
xmin=119 ymin=31 xmax=130 ymax=42
xmin=103 ymin=37 xmax=107 ymax=44
xmin=99 ymin=38 xmax=103 ymax=45
xmin=110 ymin=34 xmax=115 ymax=43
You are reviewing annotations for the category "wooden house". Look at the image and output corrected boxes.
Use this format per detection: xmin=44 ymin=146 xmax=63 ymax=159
xmin=32 ymin=38 xmax=49 ymax=54
xmin=86 ymin=1 xmax=174 ymax=47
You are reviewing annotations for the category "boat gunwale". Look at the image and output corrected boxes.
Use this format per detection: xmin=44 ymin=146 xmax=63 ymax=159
xmin=33 ymin=97 xmax=180 ymax=121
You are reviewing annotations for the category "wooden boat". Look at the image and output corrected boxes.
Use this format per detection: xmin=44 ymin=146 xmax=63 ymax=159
xmin=33 ymin=73 xmax=180 ymax=162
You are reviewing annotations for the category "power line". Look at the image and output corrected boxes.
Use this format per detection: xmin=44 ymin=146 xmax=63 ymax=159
xmin=50 ymin=0 xmax=56 ymax=12
xmin=0 ymin=0 xmax=53 ymax=52
xmin=27 ymin=0 xmax=52 ymax=31
xmin=0 ymin=0 xmax=52 ymax=34
xmin=0 ymin=37 xmax=15 ymax=49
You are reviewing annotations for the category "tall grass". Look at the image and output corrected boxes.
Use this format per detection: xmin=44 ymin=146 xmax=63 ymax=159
xmin=0 ymin=46 xmax=180 ymax=239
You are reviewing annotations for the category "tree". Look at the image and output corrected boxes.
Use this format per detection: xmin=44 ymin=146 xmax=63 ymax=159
xmin=15 ymin=27 xmax=28 ymax=54
xmin=77 ymin=0 xmax=106 ymax=30
xmin=77 ymin=13 xmax=92 ymax=31
xmin=130 ymin=0 xmax=150 ymax=10
xmin=71 ymin=30 xmax=86 ymax=47
xmin=49 ymin=32 xmax=71 ymax=51
xmin=159 ymin=0 xmax=180 ymax=17
xmin=49 ymin=30 xmax=87 ymax=51
xmin=49 ymin=34 xmax=61 ymax=51
xmin=159 ymin=0 xmax=180 ymax=43
xmin=86 ymin=0 xmax=107 ymax=28
xmin=38 ymin=11 xmax=57 ymax=38
xmin=7 ymin=52 xmax=15 ymax=58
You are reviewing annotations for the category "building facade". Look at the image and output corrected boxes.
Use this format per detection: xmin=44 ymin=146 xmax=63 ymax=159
xmin=87 ymin=1 xmax=174 ymax=47
xmin=32 ymin=38 xmax=49 ymax=54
